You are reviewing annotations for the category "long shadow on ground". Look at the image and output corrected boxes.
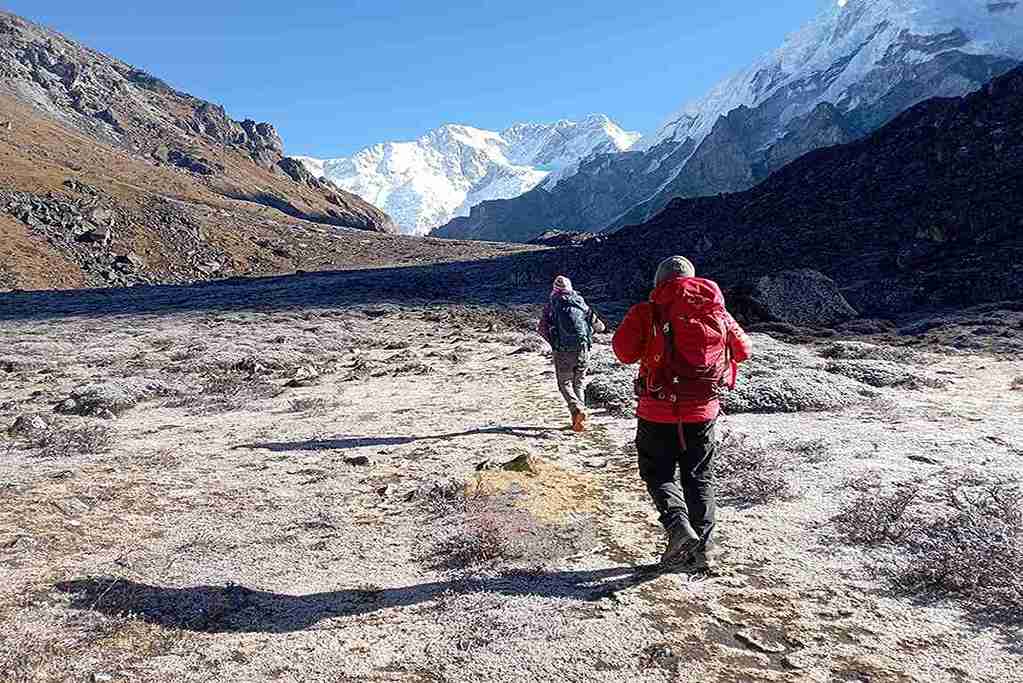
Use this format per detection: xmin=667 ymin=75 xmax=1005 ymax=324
xmin=235 ymin=426 xmax=569 ymax=452
xmin=0 ymin=250 xmax=575 ymax=321
xmin=56 ymin=566 xmax=658 ymax=634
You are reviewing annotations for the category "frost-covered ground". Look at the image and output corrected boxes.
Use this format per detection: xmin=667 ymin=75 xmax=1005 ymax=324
xmin=1 ymin=270 xmax=1022 ymax=682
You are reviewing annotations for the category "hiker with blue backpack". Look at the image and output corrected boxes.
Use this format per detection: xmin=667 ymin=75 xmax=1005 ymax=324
xmin=538 ymin=276 xmax=606 ymax=432
xmin=613 ymin=256 xmax=752 ymax=570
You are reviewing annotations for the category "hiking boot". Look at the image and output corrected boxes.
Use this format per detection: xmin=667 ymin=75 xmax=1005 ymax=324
xmin=660 ymin=524 xmax=700 ymax=568
xmin=572 ymin=410 xmax=588 ymax=433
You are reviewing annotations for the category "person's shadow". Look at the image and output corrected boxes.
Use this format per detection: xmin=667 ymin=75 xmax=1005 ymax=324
xmin=56 ymin=566 xmax=659 ymax=634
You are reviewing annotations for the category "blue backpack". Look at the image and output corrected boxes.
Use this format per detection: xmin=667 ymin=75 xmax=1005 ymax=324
xmin=550 ymin=294 xmax=592 ymax=351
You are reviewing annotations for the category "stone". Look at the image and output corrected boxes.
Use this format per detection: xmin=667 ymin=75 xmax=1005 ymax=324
xmin=87 ymin=207 xmax=114 ymax=225
xmin=7 ymin=413 xmax=49 ymax=438
xmin=57 ymin=378 xmax=171 ymax=417
xmin=749 ymin=270 xmax=858 ymax=327
xmin=344 ymin=455 xmax=370 ymax=466
xmin=114 ymin=252 xmax=146 ymax=271
xmin=735 ymin=630 xmax=787 ymax=654
xmin=76 ymin=224 xmax=112 ymax=246
xmin=501 ymin=452 xmax=539 ymax=474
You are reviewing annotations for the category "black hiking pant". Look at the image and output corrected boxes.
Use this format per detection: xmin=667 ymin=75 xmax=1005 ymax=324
xmin=636 ymin=418 xmax=717 ymax=547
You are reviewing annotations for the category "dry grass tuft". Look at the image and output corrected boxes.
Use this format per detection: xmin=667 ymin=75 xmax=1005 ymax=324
xmin=833 ymin=475 xmax=921 ymax=544
xmin=25 ymin=422 xmax=115 ymax=458
xmin=896 ymin=476 xmax=1022 ymax=620
xmin=835 ymin=471 xmax=1023 ymax=624
xmin=715 ymin=432 xmax=795 ymax=508
xmin=420 ymin=477 xmax=596 ymax=572
xmin=288 ymin=397 xmax=330 ymax=413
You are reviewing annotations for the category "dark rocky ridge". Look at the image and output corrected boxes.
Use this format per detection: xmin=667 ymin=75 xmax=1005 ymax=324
xmin=536 ymin=65 xmax=1023 ymax=319
xmin=434 ymin=45 xmax=1017 ymax=243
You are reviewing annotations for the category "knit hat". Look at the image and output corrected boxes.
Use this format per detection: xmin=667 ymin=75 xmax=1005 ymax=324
xmin=654 ymin=256 xmax=696 ymax=287
xmin=552 ymin=275 xmax=574 ymax=294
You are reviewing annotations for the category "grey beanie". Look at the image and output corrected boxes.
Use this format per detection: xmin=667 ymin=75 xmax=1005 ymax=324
xmin=654 ymin=256 xmax=696 ymax=287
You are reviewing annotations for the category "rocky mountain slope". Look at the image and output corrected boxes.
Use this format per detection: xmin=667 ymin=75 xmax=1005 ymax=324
xmin=434 ymin=0 xmax=1023 ymax=242
xmin=0 ymin=10 xmax=538 ymax=292
xmin=540 ymin=64 xmax=1023 ymax=319
xmin=298 ymin=116 xmax=639 ymax=235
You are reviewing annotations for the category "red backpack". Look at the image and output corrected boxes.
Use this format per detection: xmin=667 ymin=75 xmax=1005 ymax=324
xmin=643 ymin=278 xmax=732 ymax=404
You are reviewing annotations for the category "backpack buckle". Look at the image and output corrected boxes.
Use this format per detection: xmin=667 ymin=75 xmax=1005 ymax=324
xmin=670 ymin=394 xmax=678 ymax=403
xmin=672 ymin=377 xmax=680 ymax=384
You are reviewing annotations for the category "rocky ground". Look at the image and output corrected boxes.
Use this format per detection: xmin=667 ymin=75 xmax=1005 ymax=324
xmin=0 ymin=269 xmax=1021 ymax=682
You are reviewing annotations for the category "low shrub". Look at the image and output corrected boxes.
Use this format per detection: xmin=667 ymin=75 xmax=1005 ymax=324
xmin=835 ymin=471 xmax=1023 ymax=624
xmin=895 ymin=477 xmax=1022 ymax=620
xmin=832 ymin=476 xmax=921 ymax=544
xmin=715 ymin=432 xmax=794 ymax=508
xmin=27 ymin=423 xmax=115 ymax=458
xmin=288 ymin=397 xmax=330 ymax=413
xmin=420 ymin=479 xmax=592 ymax=572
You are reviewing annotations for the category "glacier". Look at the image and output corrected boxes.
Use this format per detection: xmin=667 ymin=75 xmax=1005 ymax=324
xmin=299 ymin=115 xmax=639 ymax=235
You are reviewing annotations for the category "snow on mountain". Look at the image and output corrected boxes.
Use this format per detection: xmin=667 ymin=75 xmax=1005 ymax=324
xmin=641 ymin=0 xmax=1023 ymax=156
xmin=434 ymin=0 xmax=1023 ymax=243
xmin=300 ymin=115 xmax=639 ymax=235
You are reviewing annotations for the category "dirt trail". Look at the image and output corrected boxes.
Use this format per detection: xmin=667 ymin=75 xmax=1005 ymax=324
xmin=1 ymin=295 xmax=1021 ymax=682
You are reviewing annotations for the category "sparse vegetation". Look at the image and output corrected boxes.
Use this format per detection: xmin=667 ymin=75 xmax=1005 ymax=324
xmin=26 ymin=422 xmax=115 ymax=458
xmin=833 ymin=476 xmax=921 ymax=544
xmin=167 ymin=372 xmax=284 ymax=413
xmin=288 ymin=397 xmax=330 ymax=413
xmin=835 ymin=472 xmax=1023 ymax=624
xmin=715 ymin=432 xmax=795 ymax=508
xmin=421 ymin=479 xmax=592 ymax=572
xmin=896 ymin=476 xmax=1023 ymax=621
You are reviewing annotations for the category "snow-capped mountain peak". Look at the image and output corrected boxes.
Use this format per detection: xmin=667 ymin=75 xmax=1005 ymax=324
xmin=301 ymin=116 xmax=639 ymax=235
xmin=642 ymin=0 xmax=1023 ymax=154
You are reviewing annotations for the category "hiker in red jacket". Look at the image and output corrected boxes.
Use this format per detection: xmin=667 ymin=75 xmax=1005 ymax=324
xmin=612 ymin=256 xmax=752 ymax=570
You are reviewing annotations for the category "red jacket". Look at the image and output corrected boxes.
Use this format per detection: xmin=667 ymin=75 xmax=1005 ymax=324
xmin=612 ymin=276 xmax=752 ymax=424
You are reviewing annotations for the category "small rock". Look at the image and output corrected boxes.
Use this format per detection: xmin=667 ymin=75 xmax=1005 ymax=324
xmin=91 ymin=673 xmax=113 ymax=683
xmin=908 ymin=454 xmax=941 ymax=465
xmin=76 ymin=224 xmax=112 ymax=246
xmin=782 ymin=653 xmax=812 ymax=671
xmin=501 ymin=453 xmax=540 ymax=474
xmin=344 ymin=455 xmax=370 ymax=466
xmin=114 ymin=252 xmax=146 ymax=272
xmin=583 ymin=458 xmax=607 ymax=469
xmin=197 ymin=261 xmax=223 ymax=276
xmin=52 ymin=497 xmax=90 ymax=517
xmin=87 ymin=207 xmax=114 ymax=226
xmin=735 ymin=630 xmax=787 ymax=654
xmin=7 ymin=413 xmax=49 ymax=438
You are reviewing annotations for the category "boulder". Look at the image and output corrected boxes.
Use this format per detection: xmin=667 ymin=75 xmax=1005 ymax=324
xmin=76 ymin=224 xmax=112 ymax=245
xmin=823 ymin=359 xmax=947 ymax=390
xmin=57 ymin=378 xmax=172 ymax=417
xmin=114 ymin=252 xmax=146 ymax=272
xmin=748 ymin=269 xmax=858 ymax=327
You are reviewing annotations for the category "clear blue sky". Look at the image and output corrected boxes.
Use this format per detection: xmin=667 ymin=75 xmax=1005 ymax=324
xmin=6 ymin=1 xmax=837 ymax=158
